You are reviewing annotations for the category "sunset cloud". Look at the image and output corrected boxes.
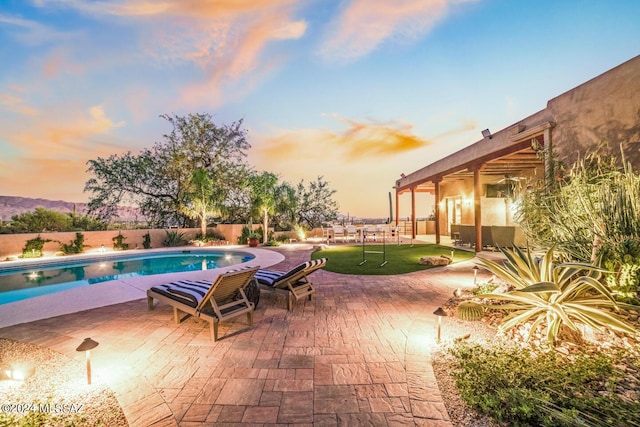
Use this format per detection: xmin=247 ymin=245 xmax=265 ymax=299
xmin=33 ymin=0 xmax=308 ymax=108
xmin=3 ymin=104 xmax=125 ymax=157
xmin=0 ymin=157 xmax=89 ymax=201
xmin=261 ymin=115 xmax=432 ymax=161
xmin=0 ymin=100 xmax=128 ymax=200
xmin=0 ymin=92 xmax=39 ymax=116
xmin=318 ymin=0 xmax=477 ymax=63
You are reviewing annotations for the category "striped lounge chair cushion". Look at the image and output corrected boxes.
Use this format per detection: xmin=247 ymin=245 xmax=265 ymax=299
xmin=149 ymin=279 xmax=212 ymax=308
xmin=254 ymin=258 xmax=326 ymax=288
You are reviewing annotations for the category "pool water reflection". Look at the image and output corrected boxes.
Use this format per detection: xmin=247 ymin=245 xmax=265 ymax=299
xmin=0 ymin=250 xmax=253 ymax=304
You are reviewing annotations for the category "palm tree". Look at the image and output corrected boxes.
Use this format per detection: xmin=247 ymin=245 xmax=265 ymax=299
xmin=180 ymin=168 xmax=219 ymax=237
xmin=249 ymin=172 xmax=279 ymax=243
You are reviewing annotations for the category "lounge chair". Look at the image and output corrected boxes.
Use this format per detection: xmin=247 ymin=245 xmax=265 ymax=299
xmin=146 ymin=267 xmax=259 ymax=341
xmin=254 ymin=258 xmax=328 ymax=310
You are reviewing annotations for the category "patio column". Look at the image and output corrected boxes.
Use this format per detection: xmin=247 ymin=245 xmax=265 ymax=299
xmin=434 ymin=179 xmax=441 ymax=244
xmin=411 ymin=186 xmax=417 ymax=239
xmin=473 ymin=167 xmax=482 ymax=252
xmin=395 ymin=189 xmax=400 ymax=227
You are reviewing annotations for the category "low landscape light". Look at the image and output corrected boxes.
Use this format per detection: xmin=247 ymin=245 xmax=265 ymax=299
xmin=433 ymin=307 xmax=447 ymax=343
xmin=4 ymin=365 xmax=34 ymax=381
xmin=76 ymin=338 xmax=99 ymax=385
xmin=473 ymin=265 xmax=479 ymax=286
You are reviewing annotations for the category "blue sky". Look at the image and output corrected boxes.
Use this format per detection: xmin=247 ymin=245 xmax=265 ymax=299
xmin=0 ymin=0 xmax=639 ymax=218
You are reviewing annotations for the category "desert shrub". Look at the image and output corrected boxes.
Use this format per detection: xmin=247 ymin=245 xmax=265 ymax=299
xmin=112 ymin=232 xmax=129 ymax=250
xmin=477 ymin=245 xmax=637 ymax=346
xmin=195 ymin=229 xmax=226 ymax=242
xmin=448 ymin=342 xmax=640 ymax=427
xmin=471 ymin=282 xmax=499 ymax=295
xmin=22 ymin=236 xmax=50 ymax=258
xmin=238 ymin=226 xmax=263 ymax=244
xmin=59 ymin=232 xmax=85 ymax=254
xmin=275 ymin=232 xmax=295 ymax=242
xmin=163 ymin=230 xmax=185 ymax=247
xmin=516 ymin=151 xmax=640 ymax=262
xmin=142 ymin=232 xmax=152 ymax=249
xmin=598 ymin=238 xmax=640 ymax=304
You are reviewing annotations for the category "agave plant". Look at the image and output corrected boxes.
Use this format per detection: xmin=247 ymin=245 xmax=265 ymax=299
xmin=477 ymin=245 xmax=638 ymax=346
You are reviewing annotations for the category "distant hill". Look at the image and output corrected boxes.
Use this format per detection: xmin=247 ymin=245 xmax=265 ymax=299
xmin=0 ymin=196 xmax=143 ymax=222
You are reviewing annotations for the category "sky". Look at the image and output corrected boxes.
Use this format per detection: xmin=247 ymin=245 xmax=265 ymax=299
xmin=0 ymin=0 xmax=639 ymax=219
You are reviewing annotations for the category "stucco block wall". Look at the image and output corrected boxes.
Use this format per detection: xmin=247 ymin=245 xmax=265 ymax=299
xmin=549 ymin=55 xmax=640 ymax=168
xmin=0 ymin=225 xmax=248 ymax=259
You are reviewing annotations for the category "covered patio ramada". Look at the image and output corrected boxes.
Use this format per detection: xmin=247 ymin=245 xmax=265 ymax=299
xmin=394 ymin=113 xmax=551 ymax=253
xmin=394 ymin=54 xmax=640 ymax=252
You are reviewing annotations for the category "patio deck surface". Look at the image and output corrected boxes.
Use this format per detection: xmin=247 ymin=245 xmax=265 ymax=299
xmin=0 ymin=244 xmax=486 ymax=426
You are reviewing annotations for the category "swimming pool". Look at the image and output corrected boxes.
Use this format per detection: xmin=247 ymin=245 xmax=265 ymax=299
xmin=0 ymin=249 xmax=254 ymax=305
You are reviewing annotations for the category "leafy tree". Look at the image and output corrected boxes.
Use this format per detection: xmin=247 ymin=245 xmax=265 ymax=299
xmin=10 ymin=208 xmax=71 ymax=233
xmin=6 ymin=208 xmax=106 ymax=233
xmin=294 ymin=176 xmax=339 ymax=229
xmin=85 ymin=113 xmax=250 ymax=227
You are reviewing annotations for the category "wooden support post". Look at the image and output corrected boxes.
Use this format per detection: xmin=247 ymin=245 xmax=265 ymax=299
xmin=474 ymin=168 xmax=482 ymax=252
xmin=434 ymin=179 xmax=441 ymax=244
xmin=411 ymin=187 xmax=416 ymax=240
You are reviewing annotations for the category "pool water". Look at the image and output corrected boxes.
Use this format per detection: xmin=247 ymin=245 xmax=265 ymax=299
xmin=0 ymin=250 xmax=254 ymax=305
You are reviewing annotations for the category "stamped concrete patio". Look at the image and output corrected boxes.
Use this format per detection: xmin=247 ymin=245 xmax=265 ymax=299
xmin=0 ymin=245 xmax=482 ymax=426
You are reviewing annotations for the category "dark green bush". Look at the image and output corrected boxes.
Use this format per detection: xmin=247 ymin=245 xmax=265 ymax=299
xmin=142 ymin=232 xmax=152 ymax=249
xmin=112 ymin=232 xmax=129 ymax=250
xmin=448 ymin=342 xmax=639 ymax=426
xmin=22 ymin=235 xmax=50 ymax=258
xmin=163 ymin=230 xmax=185 ymax=247
xmin=195 ymin=229 xmax=226 ymax=242
xmin=59 ymin=232 xmax=85 ymax=254
xmin=238 ymin=226 xmax=263 ymax=244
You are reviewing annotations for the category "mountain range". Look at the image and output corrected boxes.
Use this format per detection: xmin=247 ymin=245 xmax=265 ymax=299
xmin=0 ymin=196 xmax=142 ymax=222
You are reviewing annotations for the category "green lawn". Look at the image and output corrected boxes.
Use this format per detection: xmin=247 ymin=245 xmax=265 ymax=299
xmin=310 ymin=243 xmax=474 ymax=275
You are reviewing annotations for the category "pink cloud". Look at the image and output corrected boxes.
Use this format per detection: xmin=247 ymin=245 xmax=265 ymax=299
xmin=2 ymin=104 xmax=125 ymax=158
xmin=41 ymin=48 xmax=85 ymax=79
xmin=35 ymin=0 xmax=308 ymax=109
xmin=318 ymin=0 xmax=477 ymax=63
xmin=0 ymin=157 xmax=89 ymax=202
xmin=0 ymin=92 xmax=39 ymax=116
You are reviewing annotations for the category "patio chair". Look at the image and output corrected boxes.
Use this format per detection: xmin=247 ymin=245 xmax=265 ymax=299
xmin=346 ymin=225 xmax=358 ymax=242
xmin=146 ymin=267 xmax=259 ymax=341
xmin=254 ymin=258 xmax=328 ymax=310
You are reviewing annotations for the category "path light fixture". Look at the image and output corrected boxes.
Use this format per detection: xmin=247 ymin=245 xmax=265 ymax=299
xmin=433 ymin=307 xmax=447 ymax=343
xmin=450 ymin=248 xmax=454 ymax=260
xmin=76 ymin=338 xmax=99 ymax=385
xmin=473 ymin=265 xmax=479 ymax=286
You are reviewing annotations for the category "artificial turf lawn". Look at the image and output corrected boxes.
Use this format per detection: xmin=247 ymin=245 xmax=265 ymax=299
xmin=310 ymin=243 xmax=474 ymax=275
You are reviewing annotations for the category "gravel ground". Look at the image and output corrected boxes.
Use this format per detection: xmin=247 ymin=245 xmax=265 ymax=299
xmin=431 ymin=315 xmax=504 ymax=427
xmin=0 ymin=338 xmax=128 ymax=426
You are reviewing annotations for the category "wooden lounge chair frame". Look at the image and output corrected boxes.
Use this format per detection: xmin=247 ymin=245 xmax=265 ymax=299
xmin=147 ymin=267 xmax=259 ymax=341
xmin=254 ymin=258 xmax=327 ymax=310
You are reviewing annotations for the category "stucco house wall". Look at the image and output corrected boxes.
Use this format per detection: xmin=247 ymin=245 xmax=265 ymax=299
xmin=548 ymin=55 xmax=640 ymax=168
